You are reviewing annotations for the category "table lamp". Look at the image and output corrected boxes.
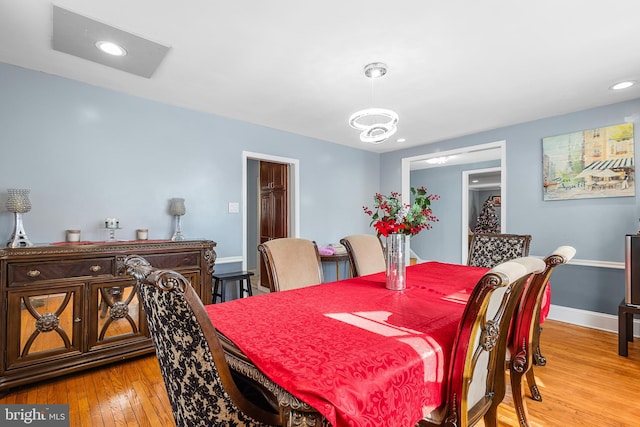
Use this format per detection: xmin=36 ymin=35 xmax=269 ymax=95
xmin=169 ymin=198 xmax=186 ymax=241
xmin=6 ymin=188 xmax=34 ymax=248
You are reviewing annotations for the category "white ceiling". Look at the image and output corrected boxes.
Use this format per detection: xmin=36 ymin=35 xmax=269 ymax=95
xmin=1 ymin=0 xmax=639 ymax=153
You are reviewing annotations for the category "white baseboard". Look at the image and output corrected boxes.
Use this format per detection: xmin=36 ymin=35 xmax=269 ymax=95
xmin=216 ymin=256 xmax=243 ymax=264
xmin=548 ymin=303 xmax=639 ymax=337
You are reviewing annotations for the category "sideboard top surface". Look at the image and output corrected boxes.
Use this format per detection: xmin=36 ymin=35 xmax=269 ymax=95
xmin=0 ymin=239 xmax=217 ymax=260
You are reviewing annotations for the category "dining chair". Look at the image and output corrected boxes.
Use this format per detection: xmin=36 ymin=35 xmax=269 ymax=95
xmin=419 ymin=256 xmax=546 ymax=427
xmin=258 ymin=238 xmax=324 ymax=292
xmin=124 ymin=255 xmax=281 ymax=427
xmin=467 ymin=233 xmax=532 ymax=268
xmin=340 ymin=234 xmax=386 ymax=277
xmin=507 ymin=246 xmax=575 ymax=427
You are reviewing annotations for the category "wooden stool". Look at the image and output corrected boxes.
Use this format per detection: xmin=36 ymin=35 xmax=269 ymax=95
xmin=213 ymin=271 xmax=254 ymax=303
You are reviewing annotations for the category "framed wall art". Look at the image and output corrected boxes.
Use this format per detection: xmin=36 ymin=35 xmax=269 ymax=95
xmin=542 ymin=123 xmax=634 ymax=201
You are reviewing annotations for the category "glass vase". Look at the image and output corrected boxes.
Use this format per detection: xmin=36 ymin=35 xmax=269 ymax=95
xmin=386 ymin=233 xmax=406 ymax=291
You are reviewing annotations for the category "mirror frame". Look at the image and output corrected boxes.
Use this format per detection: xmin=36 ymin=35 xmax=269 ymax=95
xmin=401 ymin=140 xmax=506 ymax=263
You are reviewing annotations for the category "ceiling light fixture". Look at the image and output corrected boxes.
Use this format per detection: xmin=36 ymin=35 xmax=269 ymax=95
xmin=610 ymin=80 xmax=635 ymax=91
xmin=349 ymin=62 xmax=399 ymax=144
xmin=95 ymin=40 xmax=127 ymax=56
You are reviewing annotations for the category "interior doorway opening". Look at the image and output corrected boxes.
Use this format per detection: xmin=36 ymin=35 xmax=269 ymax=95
xmin=462 ymin=167 xmax=503 ymax=263
xmin=401 ymin=140 xmax=506 ymax=264
xmin=242 ymin=151 xmax=299 ymax=291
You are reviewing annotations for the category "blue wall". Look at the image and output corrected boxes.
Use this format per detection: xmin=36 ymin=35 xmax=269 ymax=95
xmin=0 ymin=63 xmax=379 ymax=259
xmin=3 ymin=61 xmax=640 ymax=316
xmin=382 ymin=99 xmax=640 ymax=315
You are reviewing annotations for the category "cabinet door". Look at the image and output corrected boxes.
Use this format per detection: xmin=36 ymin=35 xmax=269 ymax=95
xmin=182 ymin=271 xmax=201 ymax=298
xmin=88 ymin=279 xmax=148 ymax=350
xmin=6 ymin=285 xmax=83 ymax=370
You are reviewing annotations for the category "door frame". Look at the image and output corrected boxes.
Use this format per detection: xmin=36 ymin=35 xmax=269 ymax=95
xmin=462 ymin=166 xmax=504 ymax=263
xmin=242 ymin=151 xmax=300 ymax=271
xmin=401 ymin=140 xmax=506 ymax=264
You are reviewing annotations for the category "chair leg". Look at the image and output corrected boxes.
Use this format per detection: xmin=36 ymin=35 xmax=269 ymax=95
xmin=526 ymin=367 xmax=542 ymax=402
xmin=532 ymin=325 xmax=547 ymax=366
xmin=511 ymin=367 xmax=531 ymax=427
xmin=483 ymin=404 xmax=499 ymax=427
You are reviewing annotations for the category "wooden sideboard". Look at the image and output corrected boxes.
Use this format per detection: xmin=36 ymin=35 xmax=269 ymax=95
xmin=0 ymin=239 xmax=216 ymax=394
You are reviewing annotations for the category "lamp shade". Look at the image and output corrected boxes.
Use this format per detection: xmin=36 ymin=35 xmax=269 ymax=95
xmin=169 ymin=198 xmax=186 ymax=216
xmin=6 ymin=189 xmax=32 ymax=213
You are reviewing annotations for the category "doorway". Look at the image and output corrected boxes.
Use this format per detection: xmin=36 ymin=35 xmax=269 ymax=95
xmin=258 ymin=160 xmax=289 ymax=289
xmin=242 ymin=151 xmax=300 ymax=290
xmin=462 ymin=167 xmax=503 ymax=263
xmin=401 ymin=140 xmax=506 ymax=264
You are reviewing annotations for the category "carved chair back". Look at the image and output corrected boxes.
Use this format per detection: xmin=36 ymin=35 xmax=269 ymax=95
xmin=507 ymin=246 xmax=575 ymax=426
xmin=419 ymin=256 xmax=545 ymax=427
xmin=467 ymin=233 xmax=532 ymax=268
xmin=258 ymin=238 xmax=324 ymax=292
xmin=125 ymin=255 xmax=280 ymax=427
xmin=340 ymin=234 xmax=386 ymax=277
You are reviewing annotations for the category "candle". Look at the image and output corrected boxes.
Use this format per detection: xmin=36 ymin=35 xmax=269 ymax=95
xmin=136 ymin=229 xmax=148 ymax=240
xmin=66 ymin=229 xmax=81 ymax=242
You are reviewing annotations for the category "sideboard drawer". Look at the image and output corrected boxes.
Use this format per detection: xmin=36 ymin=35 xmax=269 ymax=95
xmin=142 ymin=251 xmax=200 ymax=270
xmin=8 ymin=258 xmax=114 ymax=284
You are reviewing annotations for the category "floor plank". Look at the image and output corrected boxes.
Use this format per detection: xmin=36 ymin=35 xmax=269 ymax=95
xmin=1 ymin=320 xmax=639 ymax=426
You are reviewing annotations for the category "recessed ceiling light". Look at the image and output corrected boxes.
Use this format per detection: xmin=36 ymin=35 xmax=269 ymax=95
xmin=95 ymin=41 xmax=127 ymax=56
xmin=397 ymin=138 xmax=406 ymax=143
xmin=610 ymin=80 xmax=635 ymax=91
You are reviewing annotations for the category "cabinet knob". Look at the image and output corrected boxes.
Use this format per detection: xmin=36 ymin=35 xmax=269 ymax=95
xmin=90 ymin=265 xmax=102 ymax=272
xmin=27 ymin=270 xmax=41 ymax=278
xmin=74 ymin=318 xmax=81 ymax=323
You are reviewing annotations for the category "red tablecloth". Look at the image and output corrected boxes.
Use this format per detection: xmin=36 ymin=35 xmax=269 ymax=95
xmin=206 ymin=262 xmax=488 ymax=427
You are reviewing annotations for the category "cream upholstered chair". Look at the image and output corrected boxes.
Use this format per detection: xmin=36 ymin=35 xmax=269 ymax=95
xmin=340 ymin=234 xmax=386 ymax=277
xmin=124 ymin=255 xmax=281 ymax=427
xmin=467 ymin=233 xmax=532 ymax=268
xmin=507 ymin=246 xmax=575 ymax=427
xmin=419 ymin=256 xmax=545 ymax=427
xmin=258 ymin=238 xmax=324 ymax=292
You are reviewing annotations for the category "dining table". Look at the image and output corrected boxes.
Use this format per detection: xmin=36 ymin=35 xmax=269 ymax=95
xmin=206 ymin=261 xmax=495 ymax=427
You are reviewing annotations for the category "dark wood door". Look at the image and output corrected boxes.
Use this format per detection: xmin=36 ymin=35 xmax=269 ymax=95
xmin=259 ymin=161 xmax=289 ymax=288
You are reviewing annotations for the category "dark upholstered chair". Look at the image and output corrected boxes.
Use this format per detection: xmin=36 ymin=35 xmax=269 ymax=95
xmin=507 ymin=246 xmax=575 ymax=427
xmin=340 ymin=234 xmax=386 ymax=277
xmin=418 ymin=256 xmax=545 ymax=427
xmin=258 ymin=238 xmax=324 ymax=292
xmin=467 ymin=233 xmax=532 ymax=268
xmin=124 ymin=255 xmax=281 ymax=427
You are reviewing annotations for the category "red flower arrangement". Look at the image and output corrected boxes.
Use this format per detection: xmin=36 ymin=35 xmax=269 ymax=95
xmin=363 ymin=187 xmax=439 ymax=237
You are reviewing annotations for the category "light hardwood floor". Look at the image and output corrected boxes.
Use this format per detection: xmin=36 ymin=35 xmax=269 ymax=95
xmin=1 ymin=320 xmax=640 ymax=426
